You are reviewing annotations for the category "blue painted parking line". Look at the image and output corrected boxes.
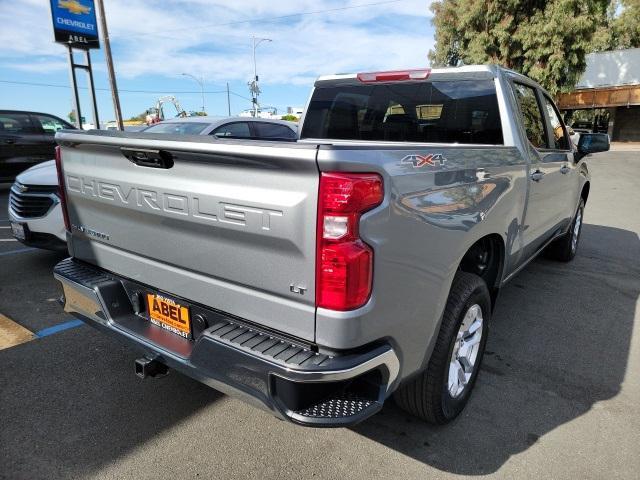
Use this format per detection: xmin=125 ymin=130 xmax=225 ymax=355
xmin=35 ymin=319 xmax=84 ymax=338
xmin=0 ymin=247 xmax=37 ymax=257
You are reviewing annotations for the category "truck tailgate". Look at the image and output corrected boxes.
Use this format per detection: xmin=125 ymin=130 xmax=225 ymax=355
xmin=56 ymin=131 xmax=319 ymax=341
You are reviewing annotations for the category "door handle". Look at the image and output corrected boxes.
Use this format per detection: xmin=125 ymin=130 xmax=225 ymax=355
xmin=560 ymin=165 xmax=570 ymax=174
xmin=530 ymin=170 xmax=545 ymax=182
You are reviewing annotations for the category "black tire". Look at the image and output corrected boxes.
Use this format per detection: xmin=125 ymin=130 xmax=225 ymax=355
xmin=545 ymin=199 xmax=585 ymax=262
xmin=394 ymin=271 xmax=491 ymax=424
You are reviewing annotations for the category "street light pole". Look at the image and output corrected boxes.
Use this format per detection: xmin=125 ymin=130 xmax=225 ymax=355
xmin=250 ymin=35 xmax=271 ymax=117
xmin=181 ymin=73 xmax=205 ymax=114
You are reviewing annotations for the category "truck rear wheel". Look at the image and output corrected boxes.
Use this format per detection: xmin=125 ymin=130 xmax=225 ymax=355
xmin=545 ymin=199 xmax=585 ymax=262
xmin=394 ymin=272 xmax=490 ymax=424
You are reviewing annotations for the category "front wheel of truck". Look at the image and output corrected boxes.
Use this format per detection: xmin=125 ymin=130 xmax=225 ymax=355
xmin=394 ymin=272 xmax=491 ymax=424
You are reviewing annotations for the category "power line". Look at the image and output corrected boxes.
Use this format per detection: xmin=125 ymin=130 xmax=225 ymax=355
xmin=0 ymin=79 xmax=228 ymax=95
xmin=0 ymin=78 xmax=260 ymax=111
xmin=111 ymin=0 xmax=408 ymax=40
xmin=229 ymin=91 xmax=253 ymax=102
xmin=1 ymin=78 xmax=294 ymax=115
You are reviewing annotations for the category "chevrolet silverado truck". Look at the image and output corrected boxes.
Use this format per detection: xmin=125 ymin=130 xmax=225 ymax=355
xmin=52 ymin=66 xmax=609 ymax=427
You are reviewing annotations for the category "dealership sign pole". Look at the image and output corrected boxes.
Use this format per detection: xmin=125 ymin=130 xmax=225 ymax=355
xmin=95 ymin=0 xmax=124 ymax=131
xmin=50 ymin=0 xmax=100 ymax=130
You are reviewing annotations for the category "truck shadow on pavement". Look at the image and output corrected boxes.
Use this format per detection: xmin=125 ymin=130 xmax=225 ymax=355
xmin=0 ymin=238 xmax=222 ymax=480
xmin=353 ymin=223 xmax=640 ymax=475
xmin=0 ymin=318 xmax=221 ymax=479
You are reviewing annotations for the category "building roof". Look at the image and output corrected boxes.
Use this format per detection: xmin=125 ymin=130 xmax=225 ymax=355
xmin=576 ymin=48 xmax=640 ymax=89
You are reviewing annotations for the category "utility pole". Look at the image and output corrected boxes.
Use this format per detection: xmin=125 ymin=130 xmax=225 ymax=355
xmin=182 ymin=73 xmax=205 ymax=114
xmin=250 ymin=35 xmax=271 ymax=117
xmin=226 ymin=82 xmax=231 ymax=116
xmin=95 ymin=0 xmax=124 ymax=130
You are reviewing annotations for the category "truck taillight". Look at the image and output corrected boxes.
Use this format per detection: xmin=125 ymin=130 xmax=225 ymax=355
xmin=316 ymin=172 xmax=383 ymax=310
xmin=55 ymin=146 xmax=71 ymax=232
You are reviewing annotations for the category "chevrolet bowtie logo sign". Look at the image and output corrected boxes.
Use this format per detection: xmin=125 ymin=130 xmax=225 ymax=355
xmin=50 ymin=0 xmax=99 ymax=50
xmin=400 ymin=153 xmax=447 ymax=168
xmin=58 ymin=0 xmax=91 ymax=15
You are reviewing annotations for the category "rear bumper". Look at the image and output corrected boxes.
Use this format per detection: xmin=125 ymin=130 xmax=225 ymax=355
xmin=53 ymin=258 xmax=399 ymax=427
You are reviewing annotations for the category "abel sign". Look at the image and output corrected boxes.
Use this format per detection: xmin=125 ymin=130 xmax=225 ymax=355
xmin=50 ymin=0 xmax=100 ymax=49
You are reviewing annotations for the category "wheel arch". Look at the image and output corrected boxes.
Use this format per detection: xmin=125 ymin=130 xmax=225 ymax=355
xmin=457 ymin=233 xmax=505 ymax=309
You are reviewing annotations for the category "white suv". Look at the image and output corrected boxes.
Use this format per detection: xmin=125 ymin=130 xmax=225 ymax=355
xmin=8 ymin=160 xmax=66 ymax=251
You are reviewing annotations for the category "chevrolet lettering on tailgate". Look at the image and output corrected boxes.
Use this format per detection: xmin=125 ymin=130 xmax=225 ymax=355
xmin=66 ymin=175 xmax=284 ymax=231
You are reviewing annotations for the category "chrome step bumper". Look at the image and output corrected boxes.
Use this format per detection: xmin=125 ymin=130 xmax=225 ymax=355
xmin=53 ymin=258 xmax=399 ymax=427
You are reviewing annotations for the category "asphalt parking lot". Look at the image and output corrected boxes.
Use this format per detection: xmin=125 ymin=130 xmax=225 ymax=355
xmin=0 ymin=150 xmax=639 ymax=480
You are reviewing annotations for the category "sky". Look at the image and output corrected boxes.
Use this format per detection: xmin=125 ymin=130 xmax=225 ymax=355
xmin=0 ymin=0 xmax=435 ymax=124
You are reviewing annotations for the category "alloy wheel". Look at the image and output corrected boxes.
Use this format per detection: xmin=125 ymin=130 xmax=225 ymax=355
xmin=448 ymin=304 xmax=484 ymax=398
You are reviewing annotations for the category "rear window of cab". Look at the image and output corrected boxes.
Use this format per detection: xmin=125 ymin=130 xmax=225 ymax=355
xmin=301 ymin=79 xmax=503 ymax=145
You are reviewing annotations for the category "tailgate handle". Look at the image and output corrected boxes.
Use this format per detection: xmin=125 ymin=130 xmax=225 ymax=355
xmin=121 ymin=148 xmax=174 ymax=169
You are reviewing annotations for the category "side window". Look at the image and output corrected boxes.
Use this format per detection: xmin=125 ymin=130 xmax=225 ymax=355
xmin=512 ymin=83 xmax=548 ymax=149
xmin=541 ymin=96 xmax=569 ymax=150
xmin=0 ymin=113 xmax=37 ymax=134
xmin=211 ymin=122 xmax=251 ymax=138
xmin=253 ymin=123 xmax=297 ymax=140
xmin=34 ymin=114 xmax=71 ymax=134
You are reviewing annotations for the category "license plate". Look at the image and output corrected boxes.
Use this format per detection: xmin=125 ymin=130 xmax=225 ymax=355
xmin=146 ymin=293 xmax=191 ymax=339
xmin=11 ymin=222 xmax=26 ymax=241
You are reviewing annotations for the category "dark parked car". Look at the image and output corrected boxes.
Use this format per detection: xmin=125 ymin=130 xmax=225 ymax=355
xmin=0 ymin=110 xmax=74 ymax=183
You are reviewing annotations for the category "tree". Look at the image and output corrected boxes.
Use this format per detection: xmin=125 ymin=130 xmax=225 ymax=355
xmin=615 ymin=0 xmax=640 ymax=48
xmin=592 ymin=0 xmax=640 ymax=51
xmin=68 ymin=110 xmax=76 ymax=123
xmin=428 ymin=0 xmax=610 ymax=95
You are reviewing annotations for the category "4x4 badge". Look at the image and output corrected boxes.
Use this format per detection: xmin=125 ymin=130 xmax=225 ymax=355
xmin=400 ymin=153 xmax=447 ymax=168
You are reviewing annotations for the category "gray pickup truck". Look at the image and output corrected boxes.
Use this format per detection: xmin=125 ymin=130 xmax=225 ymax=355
xmin=53 ymin=65 xmax=609 ymax=427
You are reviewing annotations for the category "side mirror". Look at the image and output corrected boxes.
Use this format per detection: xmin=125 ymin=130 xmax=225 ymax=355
xmin=577 ymin=133 xmax=610 ymax=155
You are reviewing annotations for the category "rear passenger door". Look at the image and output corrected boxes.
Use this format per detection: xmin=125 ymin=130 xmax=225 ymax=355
xmin=0 ymin=113 xmax=42 ymax=180
xmin=31 ymin=114 xmax=69 ymax=160
xmin=511 ymin=82 xmax=568 ymax=257
xmin=539 ymin=94 xmax=578 ymax=229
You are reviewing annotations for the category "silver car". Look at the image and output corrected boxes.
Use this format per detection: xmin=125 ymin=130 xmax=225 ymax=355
xmin=142 ymin=116 xmax=298 ymax=141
